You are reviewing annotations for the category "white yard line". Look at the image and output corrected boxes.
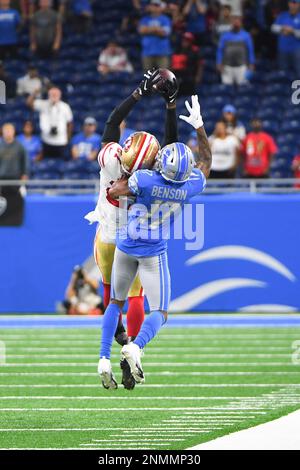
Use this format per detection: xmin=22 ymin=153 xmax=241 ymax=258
xmin=0 ymin=371 xmax=299 ymax=376
xmin=1 ymin=362 xmax=295 ymax=367
xmin=4 ymin=354 xmax=293 ymax=358
xmin=0 ymin=407 xmax=268 ymax=412
xmin=187 ymin=410 xmax=300 ymax=450
xmin=4 ymin=346 xmax=290 ymax=351
xmin=0 ymin=427 xmax=211 ymax=432
xmin=0 ymin=383 xmax=299 ymax=388
xmin=0 ymin=396 xmax=250 ymax=400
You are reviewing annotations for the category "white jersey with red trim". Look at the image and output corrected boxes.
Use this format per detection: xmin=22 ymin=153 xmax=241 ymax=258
xmin=85 ymin=142 xmax=127 ymax=244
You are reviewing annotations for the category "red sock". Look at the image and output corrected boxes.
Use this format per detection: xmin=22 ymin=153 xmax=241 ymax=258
xmin=127 ymin=296 xmax=145 ymax=337
xmin=103 ymin=283 xmax=111 ymax=309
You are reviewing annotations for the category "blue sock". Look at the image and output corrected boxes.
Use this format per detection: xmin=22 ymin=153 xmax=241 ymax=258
xmin=134 ymin=311 xmax=165 ymax=349
xmin=100 ymin=303 xmax=121 ymax=359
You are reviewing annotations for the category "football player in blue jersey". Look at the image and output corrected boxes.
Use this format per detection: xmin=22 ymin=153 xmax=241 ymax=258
xmin=98 ymin=94 xmax=212 ymax=389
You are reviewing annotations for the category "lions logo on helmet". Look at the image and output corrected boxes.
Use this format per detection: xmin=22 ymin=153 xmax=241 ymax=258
xmin=120 ymin=132 xmax=160 ymax=175
xmin=158 ymin=142 xmax=195 ymax=183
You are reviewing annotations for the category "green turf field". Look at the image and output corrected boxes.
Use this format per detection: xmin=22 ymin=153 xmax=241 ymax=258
xmin=1 ymin=325 xmax=300 ymax=450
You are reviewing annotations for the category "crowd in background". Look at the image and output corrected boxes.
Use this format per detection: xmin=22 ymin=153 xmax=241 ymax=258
xmin=1 ymin=0 xmax=300 ymax=181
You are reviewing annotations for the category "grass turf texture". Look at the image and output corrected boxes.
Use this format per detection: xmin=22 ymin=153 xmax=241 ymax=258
xmin=0 ymin=324 xmax=300 ymax=449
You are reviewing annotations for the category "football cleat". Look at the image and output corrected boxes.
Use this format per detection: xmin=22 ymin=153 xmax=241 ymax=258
xmin=120 ymin=357 xmax=136 ymax=390
xmin=98 ymin=358 xmax=118 ymax=390
xmin=121 ymin=343 xmax=145 ymax=384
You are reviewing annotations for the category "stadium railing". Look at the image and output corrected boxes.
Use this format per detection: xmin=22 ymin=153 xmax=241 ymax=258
xmin=0 ymin=179 xmax=300 ymax=194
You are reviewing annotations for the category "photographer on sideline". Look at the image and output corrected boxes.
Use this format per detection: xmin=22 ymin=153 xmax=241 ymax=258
xmin=63 ymin=266 xmax=104 ymax=315
xmin=27 ymin=86 xmax=73 ymax=159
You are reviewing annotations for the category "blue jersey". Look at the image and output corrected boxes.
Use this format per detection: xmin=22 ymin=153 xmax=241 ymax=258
xmin=274 ymin=12 xmax=300 ymax=52
xmin=117 ymin=168 xmax=206 ymax=257
xmin=71 ymin=132 xmax=101 ymax=159
xmin=0 ymin=9 xmax=20 ymax=45
xmin=139 ymin=14 xmax=172 ymax=57
xmin=17 ymin=134 xmax=42 ymax=161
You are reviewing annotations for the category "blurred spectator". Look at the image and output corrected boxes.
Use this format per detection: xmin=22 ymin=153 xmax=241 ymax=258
xmin=70 ymin=0 xmax=93 ymax=33
xmin=121 ymin=0 xmax=143 ymax=34
xmin=62 ymin=265 xmax=104 ymax=315
xmin=27 ymin=86 xmax=73 ymax=159
xmin=182 ymin=0 xmax=207 ymax=44
xmin=71 ymin=117 xmax=101 ymax=161
xmin=292 ymin=153 xmax=300 ymax=188
xmin=222 ymin=104 xmax=246 ymax=141
xmin=17 ymin=64 xmax=50 ymax=97
xmin=271 ymin=0 xmax=300 ymax=78
xmin=241 ymin=118 xmax=278 ymax=178
xmin=209 ymin=120 xmax=239 ymax=178
xmin=30 ymin=0 xmax=62 ymax=58
xmin=217 ymin=15 xmax=255 ymax=85
xmin=97 ymin=41 xmax=133 ymax=75
xmin=167 ymin=1 xmax=185 ymax=39
xmin=17 ymin=120 xmax=42 ymax=162
xmin=28 ymin=0 xmax=66 ymax=17
xmin=0 ymin=60 xmax=16 ymax=98
xmin=119 ymin=120 xmax=136 ymax=146
xmin=0 ymin=123 xmax=29 ymax=180
xmin=219 ymin=0 xmax=242 ymax=16
xmin=139 ymin=0 xmax=172 ymax=71
xmin=171 ymin=31 xmax=203 ymax=95
xmin=0 ymin=0 xmax=21 ymax=59
xmin=214 ymin=3 xmax=232 ymax=40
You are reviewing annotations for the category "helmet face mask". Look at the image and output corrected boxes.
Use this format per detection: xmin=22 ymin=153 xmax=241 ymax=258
xmin=120 ymin=132 xmax=160 ymax=175
xmin=159 ymin=143 xmax=195 ymax=184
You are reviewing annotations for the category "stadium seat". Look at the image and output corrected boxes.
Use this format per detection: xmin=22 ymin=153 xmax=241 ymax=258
xmin=281 ymin=120 xmax=300 ymax=134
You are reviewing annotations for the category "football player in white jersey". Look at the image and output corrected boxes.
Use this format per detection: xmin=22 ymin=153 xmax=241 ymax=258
xmin=86 ymin=69 xmax=179 ymax=389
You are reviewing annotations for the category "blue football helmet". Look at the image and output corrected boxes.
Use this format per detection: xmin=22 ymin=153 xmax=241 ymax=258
xmin=158 ymin=142 xmax=195 ymax=183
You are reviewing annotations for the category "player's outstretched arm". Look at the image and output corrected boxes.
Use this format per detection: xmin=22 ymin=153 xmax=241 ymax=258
xmin=101 ymin=69 xmax=160 ymax=146
xmin=179 ymin=95 xmax=212 ymax=179
xmin=159 ymin=73 xmax=179 ymax=146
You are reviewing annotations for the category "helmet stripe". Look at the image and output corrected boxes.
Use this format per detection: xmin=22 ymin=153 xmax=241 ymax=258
xmin=131 ymin=133 xmax=154 ymax=173
xmin=128 ymin=133 xmax=147 ymax=172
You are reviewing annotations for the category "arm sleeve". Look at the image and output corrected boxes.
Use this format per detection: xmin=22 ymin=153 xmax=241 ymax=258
xmin=102 ymin=94 xmax=139 ymax=144
xmin=33 ymin=99 xmax=44 ymax=111
xmin=66 ymin=104 xmax=73 ymax=123
xmin=20 ymin=147 xmax=29 ymax=176
xmin=246 ymin=33 xmax=255 ymax=65
xmin=216 ymin=34 xmax=225 ymax=65
xmin=163 ymin=107 xmax=178 ymax=146
xmin=271 ymin=15 xmax=283 ymax=34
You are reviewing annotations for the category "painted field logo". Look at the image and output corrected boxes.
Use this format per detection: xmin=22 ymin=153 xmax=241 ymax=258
xmin=0 ymin=80 xmax=6 ymax=104
xmin=0 ymin=341 xmax=5 ymax=365
xmin=0 ymin=197 xmax=7 ymax=216
xmin=291 ymin=340 xmax=300 ymax=365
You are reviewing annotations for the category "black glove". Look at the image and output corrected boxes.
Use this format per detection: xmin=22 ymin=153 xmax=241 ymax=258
xmin=135 ymin=68 xmax=160 ymax=97
xmin=159 ymin=75 xmax=178 ymax=105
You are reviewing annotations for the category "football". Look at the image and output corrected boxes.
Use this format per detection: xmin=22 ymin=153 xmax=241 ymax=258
xmin=153 ymin=68 xmax=178 ymax=95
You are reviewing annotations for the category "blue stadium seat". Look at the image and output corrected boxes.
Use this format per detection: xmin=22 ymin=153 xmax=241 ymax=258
xmin=32 ymin=171 xmax=61 ymax=180
xmin=261 ymin=119 xmax=279 ymax=135
xmin=32 ymin=159 xmax=64 ymax=174
xmin=264 ymin=83 xmax=290 ymax=96
xmin=63 ymin=160 xmax=87 ymax=173
xmin=63 ymin=171 xmax=90 ymax=180
xmin=281 ymin=120 xmax=300 ymax=134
